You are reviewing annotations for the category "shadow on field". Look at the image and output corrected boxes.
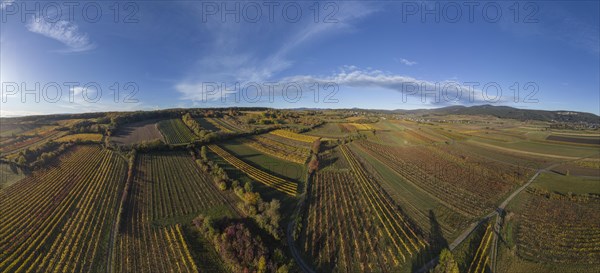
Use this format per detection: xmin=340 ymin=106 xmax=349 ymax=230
xmin=411 ymin=210 xmax=448 ymax=272
xmin=318 ymin=155 xmax=339 ymax=169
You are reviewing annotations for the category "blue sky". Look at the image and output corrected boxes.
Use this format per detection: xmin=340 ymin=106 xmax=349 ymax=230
xmin=1 ymin=1 xmax=599 ymax=116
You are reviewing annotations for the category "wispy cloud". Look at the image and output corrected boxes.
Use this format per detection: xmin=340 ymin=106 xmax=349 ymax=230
xmin=279 ymin=67 xmax=500 ymax=105
xmin=176 ymin=2 xmax=379 ymax=101
xmin=26 ymin=16 xmax=95 ymax=52
xmin=397 ymin=58 xmax=417 ymax=66
xmin=178 ymin=65 xmax=505 ymax=105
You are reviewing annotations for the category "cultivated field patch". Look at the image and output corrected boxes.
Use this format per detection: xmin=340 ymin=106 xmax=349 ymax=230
xmin=111 ymin=120 xmax=164 ymax=145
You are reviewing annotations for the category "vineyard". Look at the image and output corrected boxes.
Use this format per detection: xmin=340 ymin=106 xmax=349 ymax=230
xmin=269 ymin=129 xmax=320 ymax=143
xmin=208 ymin=144 xmax=298 ymax=196
xmin=115 ymin=223 xmax=199 ymax=273
xmin=0 ymin=108 xmax=597 ymax=273
xmin=204 ymin=118 xmax=233 ymax=132
xmin=466 ymin=223 xmax=493 ymax=273
xmin=115 ymin=151 xmax=229 ymax=271
xmin=347 ymin=123 xmax=375 ymax=130
xmin=134 ymin=152 xmax=232 ymax=221
xmin=299 ymin=144 xmax=427 ymax=272
xmin=218 ymin=116 xmax=248 ymax=132
xmin=513 ymin=190 xmax=600 ymax=264
xmin=195 ymin=118 xmax=220 ymax=131
xmin=0 ymin=145 xmax=127 ymax=272
xmin=157 ymin=119 xmax=197 ymax=144
xmin=0 ymin=136 xmax=43 ymax=153
xmin=355 ymin=140 xmax=526 ymax=217
xmin=243 ymin=134 xmax=311 ymax=164
xmin=347 ymin=144 xmax=469 ymax=239
xmin=0 ymin=129 xmax=63 ymax=154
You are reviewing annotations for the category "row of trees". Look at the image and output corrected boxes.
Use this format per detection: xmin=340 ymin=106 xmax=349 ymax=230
xmin=243 ymin=110 xmax=324 ymax=129
xmin=196 ymin=145 xmax=284 ymax=240
xmin=60 ymin=119 xmax=109 ymax=134
xmin=15 ymin=141 xmax=74 ymax=168
xmin=293 ymin=138 xmax=321 ymax=240
xmin=307 ymin=138 xmax=321 ymax=175
xmin=181 ymin=112 xmax=284 ymax=144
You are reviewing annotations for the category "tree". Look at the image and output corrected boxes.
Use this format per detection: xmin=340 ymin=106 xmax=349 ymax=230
xmin=257 ymin=256 xmax=267 ymax=273
xmin=276 ymin=264 xmax=289 ymax=273
xmin=17 ymin=155 xmax=27 ymax=166
xmin=264 ymin=200 xmax=281 ymax=230
xmin=431 ymin=249 xmax=459 ymax=273
xmin=244 ymin=181 xmax=254 ymax=193
xmin=200 ymin=146 xmax=208 ymax=161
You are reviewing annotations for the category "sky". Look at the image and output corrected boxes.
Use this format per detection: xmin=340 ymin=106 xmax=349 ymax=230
xmin=1 ymin=0 xmax=599 ymax=116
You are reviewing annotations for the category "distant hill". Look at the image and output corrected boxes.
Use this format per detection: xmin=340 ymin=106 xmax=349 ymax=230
xmin=395 ymin=105 xmax=600 ymax=123
xmin=1 ymin=105 xmax=598 ymax=124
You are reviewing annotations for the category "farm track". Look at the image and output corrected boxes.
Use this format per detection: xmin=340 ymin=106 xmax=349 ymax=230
xmin=287 ymin=221 xmax=317 ymax=273
xmin=418 ymin=155 xmax=591 ymax=273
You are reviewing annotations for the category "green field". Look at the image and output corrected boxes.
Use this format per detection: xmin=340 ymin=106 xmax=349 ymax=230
xmin=305 ymin=123 xmax=348 ymax=138
xmin=0 ymin=163 xmax=25 ymax=189
xmin=532 ymin=172 xmax=600 ymax=194
xmin=220 ymin=139 xmax=305 ymax=183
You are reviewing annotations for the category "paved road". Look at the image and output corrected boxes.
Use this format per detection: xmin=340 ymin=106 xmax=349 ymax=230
xmin=287 ymin=221 xmax=316 ymax=273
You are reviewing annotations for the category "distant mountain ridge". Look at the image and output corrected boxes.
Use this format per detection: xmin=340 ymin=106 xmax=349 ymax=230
xmin=1 ymin=105 xmax=598 ymax=124
xmin=392 ymin=105 xmax=599 ymax=123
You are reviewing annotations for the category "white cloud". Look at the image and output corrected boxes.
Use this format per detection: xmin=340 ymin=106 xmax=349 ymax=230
xmin=26 ymin=16 xmax=95 ymax=52
xmin=397 ymin=58 xmax=417 ymax=66
xmin=0 ymin=0 xmax=15 ymax=10
xmin=279 ymin=67 xmax=500 ymax=105
xmin=175 ymin=65 xmax=503 ymax=106
xmin=176 ymin=82 xmax=238 ymax=102
xmin=0 ymin=109 xmax=43 ymax=117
